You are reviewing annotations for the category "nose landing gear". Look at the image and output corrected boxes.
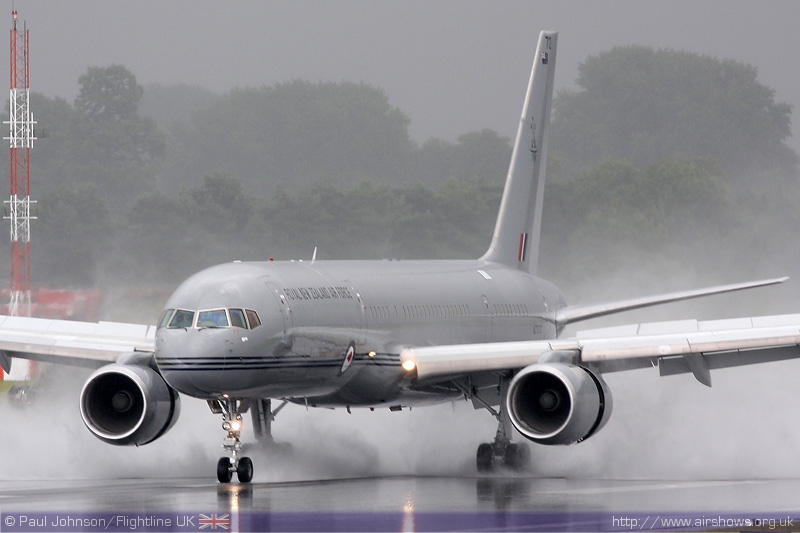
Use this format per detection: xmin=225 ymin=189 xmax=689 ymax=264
xmin=209 ymin=397 xmax=253 ymax=483
xmin=207 ymin=397 xmax=289 ymax=483
xmin=217 ymin=456 xmax=253 ymax=484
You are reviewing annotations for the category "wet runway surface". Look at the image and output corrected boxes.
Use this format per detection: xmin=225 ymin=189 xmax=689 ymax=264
xmin=0 ymin=475 xmax=794 ymax=512
xmin=1 ymin=476 xmax=799 ymax=531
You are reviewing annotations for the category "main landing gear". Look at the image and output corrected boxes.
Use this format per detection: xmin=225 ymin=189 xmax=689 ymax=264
xmin=208 ymin=397 xmax=288 ymax=483
xmin=476 ymin=421 xmax=531 ymax=473
xmin=471 ymin=378 xmax=531 ymax=473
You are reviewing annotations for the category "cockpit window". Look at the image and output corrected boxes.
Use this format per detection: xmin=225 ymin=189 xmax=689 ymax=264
xmin=197 ymin=309 xmax=229 ymax=328
xmin=160 ymin=307 xmax=259 ymax=330
xmin=229 ymin=308 xmax=248 ymax=329
xmin=168 ymin=309 xmax=195 ymax=328
xmin=158 ymin=309 xmax=175 ymax=328
xmin=245 ymin=309 xmax=261 ymax=329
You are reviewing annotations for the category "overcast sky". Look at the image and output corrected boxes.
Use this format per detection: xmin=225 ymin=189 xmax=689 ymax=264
xmin=8 ymin=1 xmax=800 ymax=151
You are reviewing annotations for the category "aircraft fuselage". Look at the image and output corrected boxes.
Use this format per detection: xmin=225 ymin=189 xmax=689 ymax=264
xmin=155 ymin=260 xmax=566 ymax=407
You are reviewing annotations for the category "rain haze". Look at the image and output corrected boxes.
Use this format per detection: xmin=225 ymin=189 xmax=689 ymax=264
xmin=9 ymin=0 xmax=800 ymax=151
xmin=1 ymin=0 xmax=800 ymax=487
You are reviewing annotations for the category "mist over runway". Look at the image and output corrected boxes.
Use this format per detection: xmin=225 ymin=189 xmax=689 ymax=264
xmin=5 ymin=358 xmax=800 ymax=482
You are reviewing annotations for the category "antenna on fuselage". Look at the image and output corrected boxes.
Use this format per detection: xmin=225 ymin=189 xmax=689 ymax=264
xmin=311 ymin=246 xmax=317 ymax=264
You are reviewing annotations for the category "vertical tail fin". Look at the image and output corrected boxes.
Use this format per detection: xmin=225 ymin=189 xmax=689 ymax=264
xmin=481 ymin=31 xmax=557 ymax=275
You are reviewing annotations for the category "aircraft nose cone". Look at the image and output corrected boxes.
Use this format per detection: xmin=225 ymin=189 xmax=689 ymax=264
xmin=155 ymin=328 xmax=239 ymax=396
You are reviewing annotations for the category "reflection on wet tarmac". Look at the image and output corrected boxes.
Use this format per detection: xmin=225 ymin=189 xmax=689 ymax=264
xmin=0 ymin=475 xmax=795 ymax=516
xmin=476 ymin=478 xmax=531 ymax=510
xmin=217 ymin=483 xmax=255 ymax=512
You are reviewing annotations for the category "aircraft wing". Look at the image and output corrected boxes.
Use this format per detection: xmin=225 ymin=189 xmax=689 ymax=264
xmin=554 ymin=277 xmax=788 ymax=327
xmin=400 ymin=313 xmax=800 ymax=387
xmin=0 ymin=315 xmax=155 ymax=373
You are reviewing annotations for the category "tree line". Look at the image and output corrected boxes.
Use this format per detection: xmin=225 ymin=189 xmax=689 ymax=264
xmin=3 ymin=45 xmax=798 ymax=313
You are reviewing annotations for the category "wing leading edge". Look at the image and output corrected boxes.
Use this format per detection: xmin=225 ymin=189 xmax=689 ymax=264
xmin=401 ymin=313 xmax=800 ymax=387
xmin=0 ymin=315 xmax=155 ymax=373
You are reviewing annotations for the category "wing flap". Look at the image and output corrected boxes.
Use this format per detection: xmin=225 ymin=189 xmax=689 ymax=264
xmin=659 ymin=345 xmax=800 ymax=378
xmin=580 ymin=331 xmax=800 ymax=362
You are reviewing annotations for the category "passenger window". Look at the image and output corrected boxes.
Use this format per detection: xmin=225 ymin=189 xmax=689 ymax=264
xmin=245 ymin=309 xmax=261 ymax=329
xmin=168 ymin=309 xmax=195 ymax=328
xmin=229 ymin=308 xmax=248 ymax=329
xmin=158 ymin=309 xmax=175 ymax=328
xmin=197 ymin=309 xmax=229 ymax=328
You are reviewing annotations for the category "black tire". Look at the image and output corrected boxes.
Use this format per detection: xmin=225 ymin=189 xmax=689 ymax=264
xmin=503 ymin=443 xmax=531 ymax=471
xmin=476 ymin=443 xmax=494 ymax=473
xmin=217 ymin=458 xmax=233 ymax=483
xmin=275 ymin=441 xmax=294 ymax=454
xmin=7 ymin=385 xmax=18 ymax=405
xmin=237 ymin=456 xmax=254 ymax=483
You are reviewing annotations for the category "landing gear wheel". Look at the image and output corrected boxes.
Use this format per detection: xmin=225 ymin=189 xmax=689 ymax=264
xmin=503 ymin=443 xmax=531 ymax=471
xmin=237 ymin=456 xmax=253 ymax=483
xmin=217 ymin=458 xmax=233 ymax=483
xmin=477 ymin=443 xmax=494 ymax=473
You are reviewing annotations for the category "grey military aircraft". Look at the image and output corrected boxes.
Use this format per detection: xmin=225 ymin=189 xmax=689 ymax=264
xmin=2 ymin=31 xmax=799 ymax=483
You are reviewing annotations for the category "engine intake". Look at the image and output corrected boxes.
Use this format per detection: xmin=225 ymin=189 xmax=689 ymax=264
xmin=506 ymin=363 xmax=612 ymax=445
xmin=80 ymin=363 xmax=181 ymax=446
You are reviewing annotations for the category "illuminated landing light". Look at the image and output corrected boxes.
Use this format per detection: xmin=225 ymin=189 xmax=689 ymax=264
xmin=401 ymin=359 xmax=416 ymax=372
xmin=368 ymin=351 xmax=376 ymax=358
xmin=222 ymin=419 xmax=243 ymax=432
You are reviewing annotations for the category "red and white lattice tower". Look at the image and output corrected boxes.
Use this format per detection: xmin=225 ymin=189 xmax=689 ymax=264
xmin=1 ymin=10 xmax=36 ymax=382
xmin=5 ymin=10 xmax=35 ymax=318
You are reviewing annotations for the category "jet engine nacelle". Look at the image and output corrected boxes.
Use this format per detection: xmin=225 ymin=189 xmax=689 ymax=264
xmin=80 ymin=363 xmax=181 ymax=446
xmin=506 ymin=363 xmax=612 ymax=445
